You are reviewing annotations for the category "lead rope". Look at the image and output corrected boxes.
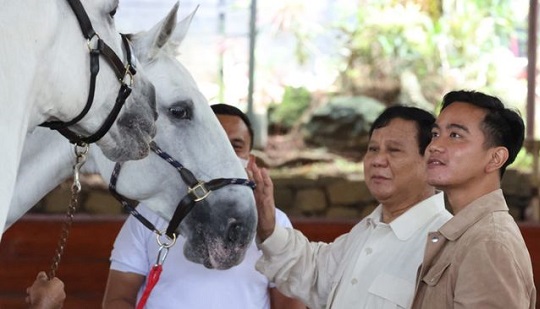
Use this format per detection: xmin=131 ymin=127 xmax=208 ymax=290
xmin=48 ymin=143 xmax=88 ymax=279
xmin=136 ymin=233 xmax=177 ymax=309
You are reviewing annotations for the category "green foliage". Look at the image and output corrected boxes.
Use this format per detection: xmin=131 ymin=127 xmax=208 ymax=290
xmin=334 ymin=0 xmax=525 ymax=105
xmin=269 ymin=86 xmax=312 ymax=131
xmin=513 ymin=148 xmax=534 ymax=172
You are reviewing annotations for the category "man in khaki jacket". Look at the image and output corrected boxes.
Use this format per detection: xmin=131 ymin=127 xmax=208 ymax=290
xmin=412 ymin=90 xmax=536 ymax=308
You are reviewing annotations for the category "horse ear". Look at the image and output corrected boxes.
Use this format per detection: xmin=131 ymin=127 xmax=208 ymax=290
xmin=169 ymin=5 xmax=199 ymax=52
xmin=131 ymin=1 xmax=180 ymax=62
xmin=154 ymin=2 xmax=181 ymax=50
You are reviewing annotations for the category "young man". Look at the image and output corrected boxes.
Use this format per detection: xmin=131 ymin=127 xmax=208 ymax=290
xmin=102 ymin=104 xmax=305 ymax=309
xmin=412 ymin=90 xmax=536 ymax=308
xmin=251 ymin=106 xmax=452 ymax=308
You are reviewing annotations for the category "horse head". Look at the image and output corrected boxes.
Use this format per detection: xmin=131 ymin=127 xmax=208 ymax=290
xmin=38 ymin=0 xmax=158 ymax=161
xmin=94 ymin=3 xmax=257 ymax=269
xmin=0 ymin=0 xmax=159 ymax=237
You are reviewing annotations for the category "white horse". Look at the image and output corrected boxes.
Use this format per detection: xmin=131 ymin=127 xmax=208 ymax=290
xmin=1 ymin=0 xmax=158 ymax=240
xmin=10 ymin=3 xmax=257 ymax=269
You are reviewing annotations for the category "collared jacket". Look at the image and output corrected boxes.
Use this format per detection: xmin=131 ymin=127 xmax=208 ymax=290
xmin=256 ymin=193 xmax=452 ymax=309
xmin=412 ymin=189 xmax=536 ymax=309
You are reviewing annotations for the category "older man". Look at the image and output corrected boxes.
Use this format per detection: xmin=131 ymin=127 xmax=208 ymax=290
xmin=250 ymin=105 xmax=452 ymax=308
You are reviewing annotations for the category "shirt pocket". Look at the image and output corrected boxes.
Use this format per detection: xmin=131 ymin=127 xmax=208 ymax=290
xmin=368 ymin=273 xmax=415 ymax=309
xmin=422 ymin=262 xmax=451 ymax=287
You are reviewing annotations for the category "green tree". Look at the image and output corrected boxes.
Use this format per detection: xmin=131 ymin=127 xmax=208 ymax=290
xmin=334 ymin=0 xmax=524 ymax=105
xmin=269 ymin=86 xmax=312 ymax=133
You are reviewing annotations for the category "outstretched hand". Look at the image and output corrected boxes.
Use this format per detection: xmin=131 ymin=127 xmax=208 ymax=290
xmin=25 ymin=271 xmax=65 ymax=309
xmin=247 ymin=155 xmax=276 ymax=241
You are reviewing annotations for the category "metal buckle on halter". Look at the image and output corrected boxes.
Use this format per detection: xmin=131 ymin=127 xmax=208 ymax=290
xmin=188 ymin=181 xmax=211 ymax=202
xmin=121 ymin=64 xmax=134 ymax=87
xmin=86 ymin=33 xmax=101 ymax=52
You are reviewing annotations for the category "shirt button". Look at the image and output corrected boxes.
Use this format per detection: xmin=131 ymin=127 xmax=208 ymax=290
xmin=365 ymin=247 xmax=373 ymax=255
xmin=431 ymin=236 xmax=439 ymax=243
xmin=351 ymin=279 xmax=358 ymax=285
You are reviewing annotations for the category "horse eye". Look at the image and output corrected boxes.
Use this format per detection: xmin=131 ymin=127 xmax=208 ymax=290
xmin=169 ymin=107 xmax=190 ymax=119
xmin=109 ymin=8 xmax=117 ymax=18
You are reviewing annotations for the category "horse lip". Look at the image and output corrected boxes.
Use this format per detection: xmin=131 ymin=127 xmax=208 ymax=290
xmin=148 ymin=123 xmax=157 ymax=138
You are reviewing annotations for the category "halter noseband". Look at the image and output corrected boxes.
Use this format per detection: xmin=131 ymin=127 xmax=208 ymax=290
xmin=108 ymin=142 xmax=256 ymax=239
xmin=40 ymin=0 xmax=137 ymax=145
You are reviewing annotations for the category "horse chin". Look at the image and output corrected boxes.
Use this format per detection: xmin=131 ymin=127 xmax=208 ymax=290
xmin=98 ymin=93 xmax=157 ymax=161
xmin=98 ymin=123 xmax=154 ymax=161
xmin=183 ymin=239 xmax=250 ymax=270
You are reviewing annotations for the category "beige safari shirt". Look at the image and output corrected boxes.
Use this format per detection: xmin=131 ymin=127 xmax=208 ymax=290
xmin=412 ymin=189 xmax=536 ymax=309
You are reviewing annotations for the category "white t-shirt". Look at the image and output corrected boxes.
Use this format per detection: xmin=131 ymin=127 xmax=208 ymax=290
xmin=110 ymin=204 xmax=292 ymax=309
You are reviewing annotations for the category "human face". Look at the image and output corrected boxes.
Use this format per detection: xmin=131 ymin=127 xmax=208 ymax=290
xmin=427 ymin=102 xmax=493 ymax=189
xmin=363 ymin=118 xmax=428 ymax=206
xmin=216 ymin=114 xmax=252 ymax=160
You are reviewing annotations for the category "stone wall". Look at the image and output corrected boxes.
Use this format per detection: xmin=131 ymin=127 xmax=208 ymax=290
xmin=30 ymin=169 xmax=534 ymax=222
xmin=273 ymin=168 xmax=533 ymax=221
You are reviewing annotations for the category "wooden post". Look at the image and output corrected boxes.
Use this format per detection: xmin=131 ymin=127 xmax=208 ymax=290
xmin=527 ymin=0 xmax=540 ymax=221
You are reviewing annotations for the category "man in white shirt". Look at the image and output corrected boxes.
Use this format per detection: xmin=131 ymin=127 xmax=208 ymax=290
xmin=103 ymin=104 xmax=305 ymax=309
xmin=250 ymin=105 xmax=453 ymax=309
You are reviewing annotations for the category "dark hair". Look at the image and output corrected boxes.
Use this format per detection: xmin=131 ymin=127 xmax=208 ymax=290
xmin=441 ymin=90 xmax=525 ymax=177
xmin=210 ymin=103 xmax=254 ymax=150
xmin=369 ymin=105 xmax=436 ymax=155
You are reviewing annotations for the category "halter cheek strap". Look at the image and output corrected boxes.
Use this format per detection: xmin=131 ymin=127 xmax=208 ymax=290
xmin=108 ymin=141 xmax=256 ymax=239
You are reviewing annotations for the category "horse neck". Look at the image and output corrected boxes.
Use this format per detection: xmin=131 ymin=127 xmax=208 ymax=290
xmin=6 ymin=129 xmax=75 ymax=230
xmin=0 ymin=5 xmax=61 ymax=235
xmin=1 ymin=2 xmax=63 ymax=126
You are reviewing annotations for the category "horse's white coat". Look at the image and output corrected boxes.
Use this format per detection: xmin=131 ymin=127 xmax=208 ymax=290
xmin=9 ymin=3 xmax=256 ymax=269
xmin=0 ymin=0 xmax=158 ymax=241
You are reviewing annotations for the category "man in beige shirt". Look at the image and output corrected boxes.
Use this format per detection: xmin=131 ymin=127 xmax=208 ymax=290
xmin=251 ymin=106 xmax=452 ymax=308
xmin=412 ymin=90 xmax=536 ymax=308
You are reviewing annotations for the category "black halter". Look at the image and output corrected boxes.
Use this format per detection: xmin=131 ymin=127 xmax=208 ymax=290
xmin=40 ymin=0 xmax=137 ymax=145
xmin=109 ymin=142 xmax=256 ymax=239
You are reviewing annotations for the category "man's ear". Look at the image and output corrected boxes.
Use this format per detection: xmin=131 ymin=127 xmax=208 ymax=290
xmin=485 ymin=146 xmax=509 ymax=173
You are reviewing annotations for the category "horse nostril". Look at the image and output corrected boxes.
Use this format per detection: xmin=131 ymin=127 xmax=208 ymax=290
xmin=226 ymin=222 xmax=244 ymax=243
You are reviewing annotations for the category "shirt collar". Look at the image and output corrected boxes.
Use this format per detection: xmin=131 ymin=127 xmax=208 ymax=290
xmin=439 ymin=189 xmax=508 ymax=241
xmin=366 ymin=192 xmax=446 ymax=241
